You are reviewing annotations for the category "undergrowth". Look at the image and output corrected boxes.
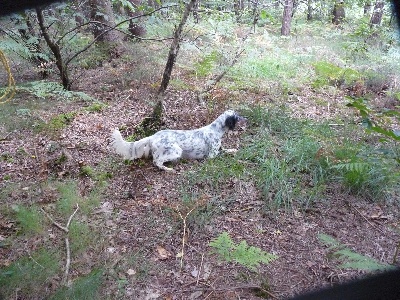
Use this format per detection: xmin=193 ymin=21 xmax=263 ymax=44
xmin=0 ymin=177 xmax=108 ymax=299
xmin=0 ymin=249 xmax=61 ymax=297
xmin=187 ymin=106 xmax=400 ymax=210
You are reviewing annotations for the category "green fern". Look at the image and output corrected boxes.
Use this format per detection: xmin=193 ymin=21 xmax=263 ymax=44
xmin=331 ymin=162 xmax=369 ymax=173
xmin=12 ymin=81 xmax=93 ymax=101
xmin=209 ymin=232 xmax=277 ymax=271
xmin=318 ymin=234 xmax=395 ymax=271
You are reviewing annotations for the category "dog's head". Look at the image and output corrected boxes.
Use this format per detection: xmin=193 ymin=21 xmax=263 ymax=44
xmin=223 ymin=110 xmax=246 ymax=130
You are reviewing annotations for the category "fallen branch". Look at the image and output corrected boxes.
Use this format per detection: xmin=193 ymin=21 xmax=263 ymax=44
xmin=177 ymin=205 xmax=197 ymax=271
xmin=42 ymin=203 xmax=79 ymax=286
xmin=41 ymin=208 xmax=69 ymax=233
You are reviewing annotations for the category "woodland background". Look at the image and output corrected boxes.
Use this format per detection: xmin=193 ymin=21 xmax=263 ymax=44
xmin=0 ymin=0 xmax=399 ymax=299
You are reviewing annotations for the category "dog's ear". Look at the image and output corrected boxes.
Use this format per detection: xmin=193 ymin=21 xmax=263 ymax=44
xmin=225 ymin=115 xmax=237 ymax=130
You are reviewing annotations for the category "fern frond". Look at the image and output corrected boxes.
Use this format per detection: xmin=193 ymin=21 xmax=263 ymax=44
xmin=331 ymin=162 xmax=369 ymax=173
xmin=209 ymin=231 xmax=234 ymax=262
xmin=209 ymin=232 xmax=277 ymax=271
xmin=318 ymin=234 xmax=395 ymax=272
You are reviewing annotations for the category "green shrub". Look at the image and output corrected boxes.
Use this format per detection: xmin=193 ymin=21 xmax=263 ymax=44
xmin=312 ymin=61 xmax=362 ymax=88
xmin=194 ymin=50 xmax=221 ymax=77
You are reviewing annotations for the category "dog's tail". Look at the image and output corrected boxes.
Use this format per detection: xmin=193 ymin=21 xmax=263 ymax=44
xmin=111 ymin=129 xmax=152 ymax=160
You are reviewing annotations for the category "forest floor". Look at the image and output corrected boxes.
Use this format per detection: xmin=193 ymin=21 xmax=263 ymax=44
xmin=1 ymin=55 xmax=400 ymax=300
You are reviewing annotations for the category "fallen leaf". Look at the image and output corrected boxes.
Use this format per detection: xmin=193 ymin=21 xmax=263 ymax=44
xmin=156 ymin=245 xmax=171 ymax=260
xmin=191 ymin=267 xmax=199 ymax=278
xmin=127 ymin=269 xmax=136 ymax=276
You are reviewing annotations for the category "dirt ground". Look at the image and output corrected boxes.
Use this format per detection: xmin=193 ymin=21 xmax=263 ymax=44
xmin=1 ymin=59 xmax=399 ymax=300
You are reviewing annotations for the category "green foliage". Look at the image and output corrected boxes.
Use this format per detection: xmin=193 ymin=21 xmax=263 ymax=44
xmin=69 ymin=221 xmax=96 ymax=255
xmin=318 ymin=234 xmax=395 ymax=271
xmin=12 ymin=205 xmax=44 ymax=235
xmin=209 ymin=232 xmax=277 ymax=271
xmin=312 ymin=61 xmax=362 ymax=88
xmin=85 ymin=102 xmax=108 ymax=113
xmin=194 ymin=50 xmax=221 ymax=77
xmin=79 ymin=165 xmax=96 ymax=178
xmin=56 ymin=181 xmax=81 ymax=216
xmin=0 ymin=249 xmax=60 ymax=298
xmin=36 ymin=111 xmax=77 ymax=136
xmin=50 ymin=269 xmax=103 ymax=300
xmin=346 ymin=97 xmax=400 ymax=141
xmin=56 ymin=179 xmax=106 ymax=216
xmin=12 ymin=81 xmax=93 ymax=101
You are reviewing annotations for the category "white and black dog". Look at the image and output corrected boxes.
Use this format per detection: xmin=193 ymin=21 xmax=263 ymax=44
xmin=111 ymin=110 xmax=245 ymax=171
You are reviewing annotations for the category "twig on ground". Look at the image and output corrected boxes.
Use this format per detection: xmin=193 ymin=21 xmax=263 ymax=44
xmin=0 ymin=132 xmax=12 ymax=141
xmin=392 ymin=240 xmax=400 ymax=264
xmin=63 ymin=237 xmax=71 ymax=285
xmin=41 ymin=208 xmax=69 ymax=232
xmin=177 ymin=205 xmax=197 ymax=270
xmin=41 ymin=204 xmax=79 ymax=286
xmin=178 ymin=283 xmax=275 ymax=294
xmin=347 ymin=202 xmax=386 ymax=235
xmin=196 ymin=253 xmax=204 ymax=285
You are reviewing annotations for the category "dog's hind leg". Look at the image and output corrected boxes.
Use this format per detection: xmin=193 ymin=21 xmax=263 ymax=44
xmin=153 ymin=143 xmax=183 ymax=172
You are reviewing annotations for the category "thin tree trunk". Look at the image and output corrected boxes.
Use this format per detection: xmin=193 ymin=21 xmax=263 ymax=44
xmin=89 ymin=0 xmax=125 ymax=56
xmin=370 ymin=0 xmax=384 ymax=27
xmin=332 ymin=0 xmax=345 ymax=25
xmin=139 ymin=0 xmax=198 ymax=133
xmin=307 ymin=0 xmax=313 ymax=21
xmin=158 ymin=0 xmax=198 ymax=95
xmin=281 ymin=0 xmax=293 ymax=36
xmin=36 ymin=7 xmax=70 ymax=89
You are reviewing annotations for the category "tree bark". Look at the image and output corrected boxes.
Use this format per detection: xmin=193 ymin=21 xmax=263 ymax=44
xmin=158 ymin=0 xmax=198 ymax=95
xmin=307 ymin=0 xmax=313 ymax=21
xmin=35 ymin=7 xmax=70 ymax=89
xmin=281 ymin=0 xmax=293 ymax=36
xmin=127 ymin=0 xmax=147 ymax=38
xmin=332 ymin=0 xmax=345 ymax=25
xmin=89 ymin=0 xmax=125 ymax=56
xmin=370 ymin=0 xmax=385 ymax=27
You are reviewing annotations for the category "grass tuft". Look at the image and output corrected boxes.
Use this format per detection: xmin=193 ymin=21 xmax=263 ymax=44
xmin=50 ymin=269 xmax=103 ymax=300
xmin=0 ymin=249 xmax=60 ymax=298
xmin=12 ymin=205 xmax=44 ymax=235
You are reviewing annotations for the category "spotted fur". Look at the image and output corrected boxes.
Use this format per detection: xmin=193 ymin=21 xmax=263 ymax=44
xmin=111 ymin=110 xmax=245 ymax=171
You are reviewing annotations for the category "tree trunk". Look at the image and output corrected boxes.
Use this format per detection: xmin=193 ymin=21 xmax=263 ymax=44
xmin=364 ymin=1 xmax=373 ymax=16
xmin=370 ymin=0 xmax=384 ymax=27
xmin=139 ymin=0 xmax=198 ymax=134
xmin=332 ymin=0 xmax=345 ymax=25
xmin=307 ymin=0 xmax=313 ymax=21
xmin=18 ymin=11 xmax=49 ymax=78
xmin=234 ymin=0 xmax=244 ymax=22
xmin=127 ymin=0 xmax=147 ymax=38
xmin=89 ymin=0 xmax=125 ymax=56
xmin=158 ymin=0 xmax=198 ymax=95
xmin=281 ymin=0 xmax=293 ymax=36
xmin=35 ymin=7 xmax=70 ymax=89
